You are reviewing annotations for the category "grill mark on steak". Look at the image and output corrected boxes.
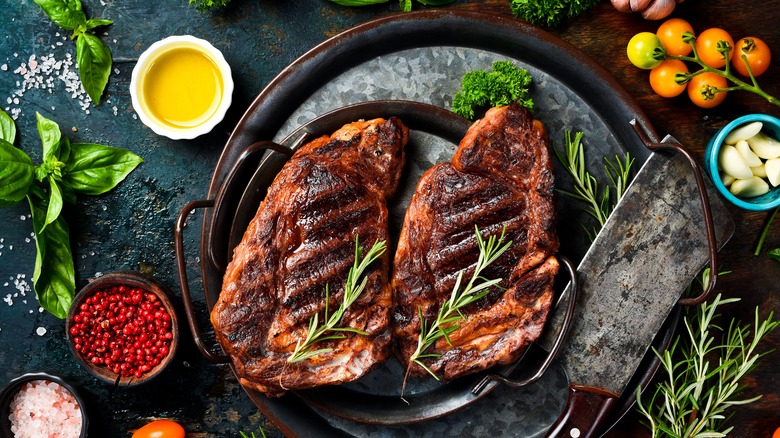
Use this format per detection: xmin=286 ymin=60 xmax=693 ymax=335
xmin=392 ymin=103 xmax=559 ymax=381
xmin=212 ymin=117 xmax=408 ymax=397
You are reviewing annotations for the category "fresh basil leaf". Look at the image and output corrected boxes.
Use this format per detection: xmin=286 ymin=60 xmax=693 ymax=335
xmin=399 ymin=0 xmax=412 ymax=11
xmin=62 ymin=142 xmax=142 ymax=195
xmin=28 ymin=193 xmax=75 ymax=319
xmin=0 ymin=109 xmax=16 ymax=143
xmin=75 ymin=33 xmax=112 ymax=104
xmin=60 ymin=183 xmax=77 ymax=205
xmin=769 ymin=248 xmax=780 ymax=261
xmin=44 ymin=177 xmax=64 ymax=231
xmin=0 ymin=139 xmax=34 ymax=206
xmin=34 ymin=0 xmax=87 ymax=31
xmin=86 ymin=18 xmax=112 ymax=29
xmin=36 ymin=112 xmax=62 ymax=162
xmin=329 ymin=0 xmax=387 ymax=4
xmin=59 ymin=136 xmax=71 ymax=164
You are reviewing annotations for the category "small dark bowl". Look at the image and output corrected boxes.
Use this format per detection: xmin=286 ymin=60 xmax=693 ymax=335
xmin=65 ymin=271 xmax=179 ymax=386
xmin=0 ymin=372 xmax=89 ymax=438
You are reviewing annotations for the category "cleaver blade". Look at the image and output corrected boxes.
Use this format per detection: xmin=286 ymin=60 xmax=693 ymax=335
xmin=541 ymin=137 xmax=734 ymax=438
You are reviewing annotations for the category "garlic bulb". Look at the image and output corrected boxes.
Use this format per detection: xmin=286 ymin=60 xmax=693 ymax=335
xmin=611 ymin=0 xmax=683 ymax=20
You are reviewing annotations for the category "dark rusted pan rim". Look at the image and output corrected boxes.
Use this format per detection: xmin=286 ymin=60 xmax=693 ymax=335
xmin=193 ymin=9 xmax=671 ymax=437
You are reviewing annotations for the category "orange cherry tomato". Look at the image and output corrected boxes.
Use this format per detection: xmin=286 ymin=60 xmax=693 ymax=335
xmin=650 ymin=59 xmax=689 ymax=98
xmin=773 ymin=426 xmax=780 ymax=438
xmin=657 ymin=18 xmax=694 ymax=57
xmin=687 ymin=72 xmax=728 ymax=108
xmin=733 ymin=36 xmax=772 ymax=77
xmin=132 ymin=419 xmax=185 ymax=438
xmin=695 ymin=28 xmax=735 ymax=68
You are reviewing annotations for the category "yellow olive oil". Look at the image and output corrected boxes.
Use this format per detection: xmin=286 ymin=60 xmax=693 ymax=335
xmin=142 ymin=46 xmax=223 ymax=129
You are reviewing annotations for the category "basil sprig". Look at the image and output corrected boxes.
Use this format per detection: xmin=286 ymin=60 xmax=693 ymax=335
xmin=0 ymin=109 xmax=143 ymax=318
xmin=34 ymin=0 xmax=113 ymax=104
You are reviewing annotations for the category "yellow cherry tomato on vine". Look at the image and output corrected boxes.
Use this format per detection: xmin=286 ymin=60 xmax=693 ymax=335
xmin=733 ymin=36 xmax=772 ymax=77
xmin=657 ymin=18 xmax=694 ymax=57
xmin=627 ymin=32 xmax=664 ymax=69
xmin=687 ymin=72 xmax=728 ymax=108
xmin=132 ymin=419 xmax=185 ymax=438
xmin=650 ymin=59 xmax=689 ymax=98
xmin=695 ymin=28 xmax=734 ymax=68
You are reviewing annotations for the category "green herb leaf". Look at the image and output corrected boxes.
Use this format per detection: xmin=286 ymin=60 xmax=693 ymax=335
xmin=0 ymin=108 xmax=16 ymax=143
xmin=451 ymin=60 xmax=534 ymax=120
xmin=75 ymin=32 xmax=112 ymax=104
xmin=510 ymin=0 xmax=601 ymax=28
xmin=36 ymin=112 xmax=62 ymax=162
xmin=399 ymin=0 xmax=412 ymax=11
xmin=28 ymin=191 xmax=76 ymax=319
xmin=188 ymin=0 xmax=232 ymax=11
xmin=769 ymin=248 xmax=780 ymax=261
xmin=86 ymin=18 xmax=112 ymax=30
xmin=61 ymin=142 xmax=143 ymax=195
xmin=0 ymin=139 xmax=34 ymax=206
xmin=33 ymin=0 xmax=87 ymax=31
xmin=44 ymin=177 xmax=64 ymax=231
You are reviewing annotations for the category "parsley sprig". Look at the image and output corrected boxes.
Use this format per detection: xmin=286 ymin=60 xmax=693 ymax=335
xmin=287 ymin=236 xmax=387 ymax=363
xmin=402 ymin=226 xmax=510 ymax=394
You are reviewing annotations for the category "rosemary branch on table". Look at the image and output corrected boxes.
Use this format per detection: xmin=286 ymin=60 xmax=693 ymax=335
xmin=402 ymin=226 xmax=511 ymax=394
xmin=636 ymin=269 xmax=779 ymax=438
xmin=287 ymin=236 xmax=387 ymax=363
xmin=553 ymin=130 xmax=634 ymax=239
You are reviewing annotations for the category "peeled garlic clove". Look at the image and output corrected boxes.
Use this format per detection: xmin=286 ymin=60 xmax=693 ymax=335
xmin=747 ymin=132 xmax=780 ymax=159
xmin=766 ymin=158 xmax=780 ymax=186
xmin=719 ymin=144 xmax=754 ymax=179
xmin=640 ymin=0 xmax=676 ymax=20
xmin=730 ymin=176 xmax=770 ymax=198
xmin=736 ymin=139 xmax=763 ymax=167
xmin=721 ymin=173 xmax=735 ymax=187
xmin=723 ymin=121 xmax=763 ymax=145
xmin=751 ymin=164 xmax=767 ymax=178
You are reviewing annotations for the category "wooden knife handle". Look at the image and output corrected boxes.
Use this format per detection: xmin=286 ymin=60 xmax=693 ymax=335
xmin=545 ymin=384 xmax=619 ymax=438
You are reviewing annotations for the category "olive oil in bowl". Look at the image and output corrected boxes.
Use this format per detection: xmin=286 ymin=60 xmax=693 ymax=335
xmin=131 ymin=36 xmax=233 ymax=140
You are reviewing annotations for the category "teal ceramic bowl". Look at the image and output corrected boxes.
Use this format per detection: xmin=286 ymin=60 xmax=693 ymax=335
xmin=704 ymin=114 xmax=780 ymax=211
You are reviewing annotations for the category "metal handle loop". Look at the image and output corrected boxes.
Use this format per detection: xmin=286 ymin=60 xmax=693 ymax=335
xmin=471 ymin=255 xmax=579 ymax=394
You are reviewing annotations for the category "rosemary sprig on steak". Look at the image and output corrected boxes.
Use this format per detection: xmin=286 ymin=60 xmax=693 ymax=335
xmin=403 ymin=226 xmax=511 ymax=392
xmin=288 ymin=236 xmax=387 ymax=363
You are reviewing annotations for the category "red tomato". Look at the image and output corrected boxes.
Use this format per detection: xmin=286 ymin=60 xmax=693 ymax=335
xmin=650 ymin=59 xmax=689 ymax=98
xmin=687 ymin=72 xmax=728 ymax=108
xmin=696 ymin=28 xmax=734 ymax=68
xmin=657 ymin=18 xmax=694 ymax=57
xmin=132 ymin=419 xmax=185 ymax=438
xmin=733 ymin=37 xmax=772 ymax=77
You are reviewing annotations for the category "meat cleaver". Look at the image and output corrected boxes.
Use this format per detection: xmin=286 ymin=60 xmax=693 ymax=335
xmin=539 ymin=129 xmax=735 ymax=438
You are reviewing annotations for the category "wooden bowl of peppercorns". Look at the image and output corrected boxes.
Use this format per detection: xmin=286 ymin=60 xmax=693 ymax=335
xmin=66 ymin=271 xmax=179 ymax=386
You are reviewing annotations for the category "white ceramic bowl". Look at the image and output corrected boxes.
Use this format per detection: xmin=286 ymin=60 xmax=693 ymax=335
xmin=130 ymin=35 xmax=233 ymax=140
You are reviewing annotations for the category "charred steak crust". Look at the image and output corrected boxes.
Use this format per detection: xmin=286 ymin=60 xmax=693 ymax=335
xmin=392 ymin=103 xmax=559 ymax=380
xmin=212 ymin=117 xmax=408 ymax=397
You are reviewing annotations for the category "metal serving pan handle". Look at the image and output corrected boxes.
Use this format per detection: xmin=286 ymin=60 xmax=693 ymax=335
xmin=630 ymin=120 xmax=721 ymax=307
xmin=471 ymin=255 xmax=578 ymax=394
xmin=174 ymin=199 xmax=231 ymax=364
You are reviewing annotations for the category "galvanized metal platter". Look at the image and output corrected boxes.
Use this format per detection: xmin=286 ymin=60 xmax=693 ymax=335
xmin=196 ymin=10 xmax=677 ymax=438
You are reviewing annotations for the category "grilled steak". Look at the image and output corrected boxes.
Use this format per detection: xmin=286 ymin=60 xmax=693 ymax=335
xmin=212 ymin=117 xmax=408 ymax=397
xmin=392 ymin=103 xmax=559 ymax=380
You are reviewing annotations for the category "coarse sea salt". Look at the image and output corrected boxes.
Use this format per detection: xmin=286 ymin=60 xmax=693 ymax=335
xmin=9 ymin=380 xmax=82 ymax=438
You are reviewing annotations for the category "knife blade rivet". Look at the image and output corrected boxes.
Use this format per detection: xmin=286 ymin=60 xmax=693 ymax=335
xmin=569 ymin=428 xmax=581 ymax=438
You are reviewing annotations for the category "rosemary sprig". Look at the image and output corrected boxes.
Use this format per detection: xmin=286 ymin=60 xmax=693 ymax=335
xmin=636 ymin=286 xmax=779 ymax=437
xmin=754 ymin=206 xmax=778 ymax=256
xmin=553 ymin=130 xmax=634 ymax=239
xmin=402 ymin=226 xmax=511 ymax=393
xmin=287 ymin=236 xmax=387 ymax=363
xmin=239 ymin=428 xmax=267 ymax=438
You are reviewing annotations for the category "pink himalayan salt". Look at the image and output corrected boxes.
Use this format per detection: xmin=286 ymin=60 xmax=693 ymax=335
xmin=9 ymin=380 xmax=82 ymax=438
